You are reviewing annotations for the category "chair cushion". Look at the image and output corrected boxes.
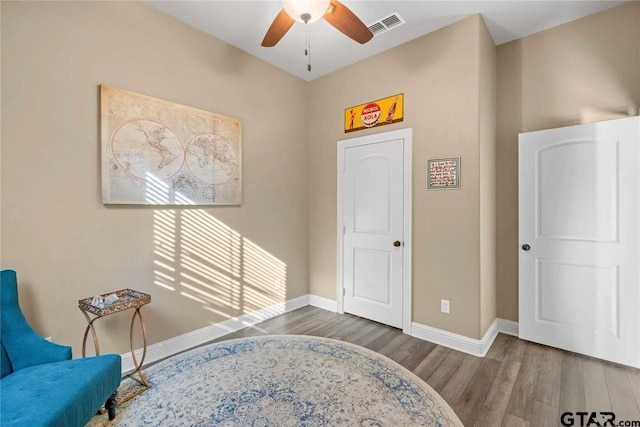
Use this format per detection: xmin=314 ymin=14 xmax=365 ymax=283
xmin=0 ymin=354 xmax=121 ymax=427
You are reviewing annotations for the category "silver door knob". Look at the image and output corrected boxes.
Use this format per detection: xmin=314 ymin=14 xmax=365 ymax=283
xmin=393 ymin=241 xmax=401 ymax=247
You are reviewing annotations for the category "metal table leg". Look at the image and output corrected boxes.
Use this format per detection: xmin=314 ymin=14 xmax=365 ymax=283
xmin=128 ymin=307 xmax=151 ymax=389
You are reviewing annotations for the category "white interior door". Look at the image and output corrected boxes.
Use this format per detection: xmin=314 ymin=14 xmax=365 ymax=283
xmin=339 ymin=131 xmax=409 ymax=329
xmin=519 ymin=116 xmax=640 ymax=368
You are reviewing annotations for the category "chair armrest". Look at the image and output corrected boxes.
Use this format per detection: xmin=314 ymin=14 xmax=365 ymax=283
xmin=1 ymin=301 xmax=72 ymax=370
xmin=27 ymin=335 xmax=72 ymax=364
xmin=1 ymin=270 xmax=73 ymax=370
xmin=6 ymin=332 xmax=72 ymax=371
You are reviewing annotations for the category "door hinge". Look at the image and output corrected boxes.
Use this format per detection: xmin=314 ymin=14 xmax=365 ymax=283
xmin=343 ymin=288 xmax=346 ymax=296
xmin=343 ymin=226 xmax=346 ymax=235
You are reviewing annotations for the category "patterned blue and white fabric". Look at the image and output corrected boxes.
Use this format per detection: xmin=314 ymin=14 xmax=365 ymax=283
xmin=89 ymin=335 xmax=462 ymax=426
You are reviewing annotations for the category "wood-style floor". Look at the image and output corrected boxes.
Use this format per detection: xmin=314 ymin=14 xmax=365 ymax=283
xmin=212 ymin=306 xmax=640 ymax=427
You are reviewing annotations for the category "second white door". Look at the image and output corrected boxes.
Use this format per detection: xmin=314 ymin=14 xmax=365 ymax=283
xmin=341 ymin=136 xmax=405 ymax=328
xmin=519 ymin=116 xmax=640 ymax=368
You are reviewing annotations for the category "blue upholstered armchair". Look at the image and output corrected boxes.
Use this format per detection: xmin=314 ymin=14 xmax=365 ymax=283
xmin=0 ymin=269 xmax=122 ymax=426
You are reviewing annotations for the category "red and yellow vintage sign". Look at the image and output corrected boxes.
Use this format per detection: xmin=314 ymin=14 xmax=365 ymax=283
xmin=344 ymin=94 xmax=404 ymax=133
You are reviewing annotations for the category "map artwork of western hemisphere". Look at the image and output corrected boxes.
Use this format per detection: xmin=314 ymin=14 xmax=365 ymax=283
xmin=101 ymin=85 xmax=241 ymax=205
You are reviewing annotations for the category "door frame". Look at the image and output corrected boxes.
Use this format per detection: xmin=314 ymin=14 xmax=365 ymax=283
xmin=336 ymin=127 xmax=413 ymax=334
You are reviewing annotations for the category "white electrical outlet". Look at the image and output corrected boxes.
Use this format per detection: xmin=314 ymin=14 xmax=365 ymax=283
xmin=441 ymin=299 xmax=450 ymax=314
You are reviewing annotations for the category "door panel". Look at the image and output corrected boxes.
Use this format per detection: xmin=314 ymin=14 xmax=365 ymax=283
xmin=538 ymin=140 xmax=618 ymax=242
xmin=537 ymin=259 xmax=618 ymax=336
xmin=343 ymin=139 xmax=404 ymax=328
xmin=519 ymin=117 xmax=639 ymax=368
xmin=353 ymin=249 xmax=391 ymax=304
xmin=354 ymin=155 xmax=390 ymax=233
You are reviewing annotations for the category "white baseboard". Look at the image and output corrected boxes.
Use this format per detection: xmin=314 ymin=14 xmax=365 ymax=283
xmin=121 ymin=293 xmax=518 ymax=373
xmin=304 ymin=297 xmax=521 ymax=357
xmin=411 ymin=318 xmax=519 ymax=357
xmin=411 ymin=319 xmax=498 ymax=357
xmin=497 ymin=318 xmax=519 ymax=337
xmin=120 ymin=294 xmax=309 ymax=374
xmin=308 ymin=295 xmax=338 ymax=312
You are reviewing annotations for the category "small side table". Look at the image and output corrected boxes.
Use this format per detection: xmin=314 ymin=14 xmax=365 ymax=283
xmin=78 ymin=289 xmax=152 ymax=403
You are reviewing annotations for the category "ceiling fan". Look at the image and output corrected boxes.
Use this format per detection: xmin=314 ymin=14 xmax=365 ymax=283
xmin=261 ymin=0 xmax=374 ymax=48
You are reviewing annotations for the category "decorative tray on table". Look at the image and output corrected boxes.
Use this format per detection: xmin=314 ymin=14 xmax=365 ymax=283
xmin=78 ymin=289 xmax=151 ymax=317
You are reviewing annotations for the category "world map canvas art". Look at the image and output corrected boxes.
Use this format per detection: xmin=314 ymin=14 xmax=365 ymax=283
xmin=101 ymin=85 xmax=241 ymax=205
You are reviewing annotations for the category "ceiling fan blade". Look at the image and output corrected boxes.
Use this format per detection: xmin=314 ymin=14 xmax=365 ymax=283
xmin=261 ymin=9 xmax=296 ymax=47
xmin=323 ymin=0 xmax=373 ymax=44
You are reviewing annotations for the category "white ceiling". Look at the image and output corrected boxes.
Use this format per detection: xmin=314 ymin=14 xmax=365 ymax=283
xmin=146 ymin=0 xmax=627 ymax=81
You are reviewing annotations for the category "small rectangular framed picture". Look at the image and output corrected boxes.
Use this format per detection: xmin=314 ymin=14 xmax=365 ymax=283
xmin=427 ymin=157 xmax=460 ymax=190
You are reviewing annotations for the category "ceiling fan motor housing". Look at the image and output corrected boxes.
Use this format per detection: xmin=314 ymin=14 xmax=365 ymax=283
xmin=282 ymin=0 xmax=330 ymax=23
xmin=261 ymin=0 xmax=373 ymax=50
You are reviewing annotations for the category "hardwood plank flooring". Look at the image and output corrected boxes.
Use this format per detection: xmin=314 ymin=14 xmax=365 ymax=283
xmin=503 ymin=338 xmax=527 ymax=363
xmin=352 ymin=323 xmax=394 ymax=348
xmin=534 ymin=346 xmax=563 ymax=408
xmin=378 ymin=332 xmax=413 ymax=358
xmin=506 ymin=343 xmax=544 ymax=421
xmin=475 ymin=359 xmax=521 ymax=427
xmin=559 ymin=353 xmax=586 ymax=418
xmin=604 ymin=364 xmax=640 ymax=422
xmin=397 ymin=340 xmax=437 ymax=371
xmin=366 ymin=327 xmax=404 ymax=353
xmin=486 ymin=333 xmax=515 ymax=362
xmin=454 ymin=358 xmax=501 ymax=425
xmin=582 ymin=358 xmax=611 ymax=411
xmin=413 ymin=345 xmax=450 ymax=381
xmin=440 ymin=354 xmax=483 ymax=406
xmin=530 ymin=402 xmax=556 ymax=427
xmin=502 ymin=413 xmax=530 ymax=427
xmin=205 ymin=306 xmax=640 ymax=426
xmin=627 ymin=369 xmax=640 ymax=411
xmin=427 ymin=349 xmax=466 ymax=392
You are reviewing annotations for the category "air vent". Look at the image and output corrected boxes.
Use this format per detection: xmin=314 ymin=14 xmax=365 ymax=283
xmin=368 ymin=22 xmax=386 ymax=35
xmin=381 ymin=14 xmax=403 ymax=29
xmin=367 ymin=12 xmax=406 ymax=37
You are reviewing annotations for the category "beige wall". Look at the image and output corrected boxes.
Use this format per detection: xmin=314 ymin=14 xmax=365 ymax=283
xmin=3 ymin=0 xmax=633 ymax=352
xmin=308 ymin=15 xmax=496 ymax=340
xmin=496 ymin=2 xmax=640 ymax=322
xmin=479 ymin=19 xmax=497 ymax=336
xmin=1 ymin=1 xmax=309 ymax=356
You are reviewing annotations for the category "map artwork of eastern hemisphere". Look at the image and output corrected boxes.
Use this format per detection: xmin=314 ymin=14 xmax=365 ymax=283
xmin=101 ymin=85 xmax=241 ymax=205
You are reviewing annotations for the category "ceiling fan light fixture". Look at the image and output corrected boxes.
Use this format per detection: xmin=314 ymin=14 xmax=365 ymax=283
xmin=282 ymin=0 xmax=330 ymax=24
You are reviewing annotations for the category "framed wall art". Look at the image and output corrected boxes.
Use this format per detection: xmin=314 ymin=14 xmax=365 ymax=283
xmin=427 ymin=157 xmax=460 ymax=190
xmin=101 ymin=85 xmax=241 ymax=205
